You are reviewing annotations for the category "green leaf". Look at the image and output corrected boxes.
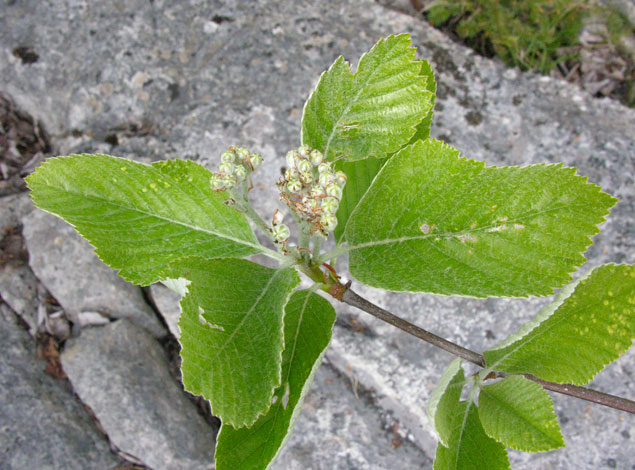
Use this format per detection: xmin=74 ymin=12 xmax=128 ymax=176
xmin=301 ymin=34 xmax=434 ymax=162
xmin=215 ymin=290 xmax=336 ymax=470
xmin=484 ymin=264 xmax=635 ymax=384
xmin=478 ymin=376 xmax=564 ymax=452
xmin=333 ymin=156 xmax=386 ymax=241
xmin=428 ymin=358 xmax=466 ymax=447
xmin=333 ymin=59 xmax=437 ymax=241
xmin=407 ymin=59 xmax=437 ymax=144
xmin=344 ymin=139 xmax=617 ymax=297
xmin=166 ymin=257 xmax=300 ymax=428
xmin=26 ymin=155 xmax=266 ymax=285
xmin=434 ymin=401 xmax=510 ymax=470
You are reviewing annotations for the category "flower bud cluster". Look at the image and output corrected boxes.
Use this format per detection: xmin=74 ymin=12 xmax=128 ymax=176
xmin=277 ymin=145 xmax=347 ymax=236
xmin=210 ymin=146 xmax=263 ymax=191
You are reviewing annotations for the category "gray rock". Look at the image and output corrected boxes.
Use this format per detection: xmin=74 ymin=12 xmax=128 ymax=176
xmin=2 ymin=0 xmax=633 ymax=468
xmin=148 ymin=283 xmax=182 ymax=339
xmin=0 ymin=262 xmax=40 ymax=334
xmin=0 ymin=193 xmax=39 ymax=333
xmin=60 ymin=319 xmax=216 ymax=470
xmin=0 ymin=314 xmax=121 ymax=469
xmin=273 ymin=363 xmax=430 ymax=470
xmin=0 ymin=192 xmax=33 ymax=229
xmin=22 ymin=210 xmax=165 ymax=338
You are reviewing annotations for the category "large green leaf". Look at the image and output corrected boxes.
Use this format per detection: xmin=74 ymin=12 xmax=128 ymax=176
xmin=333 ymin=156 xmax=386 ymax=241
xmin=478 ymin=376 xmax=564 ymax=452
xmin=428 ymin=358 xmax=466 ymax=447
xmin=215 ymin=290 xmax=336 ymax=470
xmin=344 ymin=139 xmax=617 ymax=297
xmin=26 ymin=155 xmax=268 ymax=285
xmin=333 ymin=58 xmax=437 ymax=241
xmin=301 ymin=34 xmax=434 ymax=162
xmin=434 ymin=401 xmax=510 ymax=470
xmin=166 ymin=257 xmax=299 ymax=428
xmin=484 ymin=264 xmax=635 ymax=384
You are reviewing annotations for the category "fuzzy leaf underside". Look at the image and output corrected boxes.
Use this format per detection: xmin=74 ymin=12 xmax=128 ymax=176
xmin=428 ymin=358 xmax=465 ymax=447
xmin=301 ymin=34 xmax=433 ymax=162
xmin=345 ymin=139 xmax=617 ymax=297
xmin=478 ymin=376 xmax=564 ymax=452
xmin=434 ymin=401 xmax=510 ymax=470
xmin=167 ymin=257 xmax=299 ymax=428
xmin=215 ymin=290 xmax=336 ymax=470
xmin=25 ymin=155 xmax=261 ymax=285
xmin=333 ymin=58 xmax=437 ymax=241
xmin=484 ymin=264 xmax=635 ymax=384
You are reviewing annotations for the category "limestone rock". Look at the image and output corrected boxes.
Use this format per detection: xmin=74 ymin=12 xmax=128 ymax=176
xmin=22 ymin=210 xmax=165 ymax=338
xmin=60 ymin=319 xmax=216 ymax=470
xmin=0 ymin=314 xmax=121 ymax=469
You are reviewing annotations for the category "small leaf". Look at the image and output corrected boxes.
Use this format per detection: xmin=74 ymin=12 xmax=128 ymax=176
xmin=344 ymin=139 xmax=617 ymax=297
xmin=26 ymin=155 xmax=264 ymax=285
xmin=215 ymin=290 xmax=336 ymax=470
xmin=484 ymin=264 xmax=635 ymax=384
xmin=333 ymin=59 xmax=437 ymax=241
xmin=166 ymin=257 xmax=300 ymax=428
xmin=428 ymin=358 xmax=465 ymax=447
xmin=302 ymin=34 xmax=434 ymax=162
xmin=478 ymin=376 xmax=564 ymax=452
xmin=434 ymin=401 xmax=510 ymax=470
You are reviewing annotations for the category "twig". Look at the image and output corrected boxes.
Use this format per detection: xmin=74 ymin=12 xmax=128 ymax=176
xmin=339 ymin=287 xmax=635 ymax=415
xmin=341 ymin=289 xmax=485 ymax=367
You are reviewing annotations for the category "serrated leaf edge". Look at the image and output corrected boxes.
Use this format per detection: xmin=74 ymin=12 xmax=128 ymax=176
xmin=341 ymin=139 xmax=618 ymax=298
xmin=483 ymin=263 xmax=635 ymax=385
xmin=172 ymin=259 xmax=300 ymax=429
xmin=478 ymin=376 xmax=565 ymax=452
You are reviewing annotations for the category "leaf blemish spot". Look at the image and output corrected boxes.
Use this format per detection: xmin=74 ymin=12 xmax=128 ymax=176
xmin=420 ymin=223 xmax=434 ymax=234
xmin=282 ymin=382 xmax=290 ymax=409
xmin=514 ymin=223 xmax=525 ymax=230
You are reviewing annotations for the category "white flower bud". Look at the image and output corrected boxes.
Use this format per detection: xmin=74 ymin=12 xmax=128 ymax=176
xmin=305 ymin=198 xmax=319 ymax=210
xmin=219 ymin=162 xmax=234 ymax=175
xmin=318 ymin=162 xmax=331 ymax=174
xmin=236 ymin=147 xmax=250 ymax=160
xmin=326 ymin=183 xmax=342 ymax=199
xmin=335 ymin=171 xmax=347 ymax=187
xmin=210 ymin=174 xmax=224 ymax=190
xmin=234 ymin=165 xmax=247 ymax=180
xmin=318 ymin=171 xmax=334 ymax=187
xmin=249 ymin=153 xmax=263 ymax=168
xmin=310 ymin=185 xmax=325 ymax=197
xmin=221 ymin=151 xmax=235 ymax=163
xmin=298 ymin=145 xmax=310 ymax=157
xmin=272 ymin=223 xmax=290 ymax=243
xmin=300 ymin=171 xmax=313 ymax=184
xmin=286 ymin=151 xmax=299 ymax=169
xmin=297 ymin=159 xmax=312 ymax=174
xmin=309 ymin=149 xmax=324 ymax=166
xmin=321 ymin=196 xmax=339 ymax=214
xmin=222 ymin=174 xmax=236 ymax=189
xmin=320 ymin=213 xmax=338 ymax=232
xmin=287 ymin=180 xmax=302 ymax=193
xmin=272 ymin=209 xmax=284 ymax=226
xmin=285 ymin=168 xmax=299 ymax=181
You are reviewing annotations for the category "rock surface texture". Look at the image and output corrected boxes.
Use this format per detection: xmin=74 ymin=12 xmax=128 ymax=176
xmin=0 ymin=314 xmax=121 ymax=470
xmin=1 ymin=0 xmax=633 ymax=469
